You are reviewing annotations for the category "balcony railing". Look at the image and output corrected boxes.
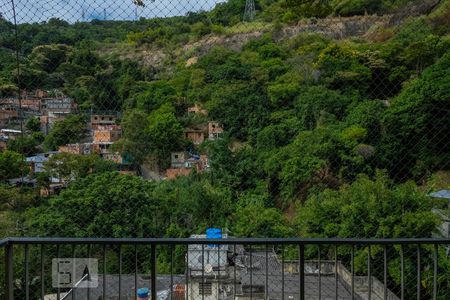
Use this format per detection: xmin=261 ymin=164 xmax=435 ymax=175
xmin=1 ymin=237 xmax=449 ymax=300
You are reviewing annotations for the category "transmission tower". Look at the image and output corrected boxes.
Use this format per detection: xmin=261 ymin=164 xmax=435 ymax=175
xmin=243 ymin=0 xmax=256 ymax=22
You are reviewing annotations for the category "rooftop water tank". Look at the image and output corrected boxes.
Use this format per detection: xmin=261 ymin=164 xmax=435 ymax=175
xmin=206 ymin=228 xmax=222 ymax=239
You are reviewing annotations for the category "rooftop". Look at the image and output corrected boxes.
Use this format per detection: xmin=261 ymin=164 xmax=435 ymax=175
xmin=430 ymin=189 xmax=450 ymax=200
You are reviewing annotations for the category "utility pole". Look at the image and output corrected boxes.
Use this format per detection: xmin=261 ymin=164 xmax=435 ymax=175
xmin=244 ymin=0 xmax=256 ymax=22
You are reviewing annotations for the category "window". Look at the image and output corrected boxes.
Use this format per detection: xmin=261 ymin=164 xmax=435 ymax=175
xmin=199 ymin=283 xmax=212 ymax=296
xmin=174 ymin=155 xmax=179 ymax=159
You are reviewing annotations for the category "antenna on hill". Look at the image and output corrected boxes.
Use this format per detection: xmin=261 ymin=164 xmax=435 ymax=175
xmin=103 ymin=8 xmax=107 ymax=20
xmin=244 ymin=0 xmax=256 ymax=22
xmin=81 ymin=8 xmax=85 ymax=21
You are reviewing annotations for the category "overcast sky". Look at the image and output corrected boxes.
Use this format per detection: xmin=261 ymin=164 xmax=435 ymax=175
xmin=1 ymin=0 xmax=225 ymax=23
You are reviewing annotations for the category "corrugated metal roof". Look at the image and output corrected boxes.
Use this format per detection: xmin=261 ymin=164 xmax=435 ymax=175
xmin=429 ymin=190 xmax=450 ymax=199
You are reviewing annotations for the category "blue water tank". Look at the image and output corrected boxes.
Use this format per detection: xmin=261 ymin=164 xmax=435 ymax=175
xmin=206 ymin=228 xmax=222 ymax=248
xmin=206 ymin=228 xmax=222 ymax=239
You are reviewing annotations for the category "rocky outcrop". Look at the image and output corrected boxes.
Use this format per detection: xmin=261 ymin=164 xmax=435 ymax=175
xmin=123 ymin=0 xmax=444 ymax=68
xmin=278 ymin=15 xmax=392 ymax=40
xmin=389 ymin=0 xmax=442 ymax=25
xmin=183 ymin=14 xmax=391 ymax=57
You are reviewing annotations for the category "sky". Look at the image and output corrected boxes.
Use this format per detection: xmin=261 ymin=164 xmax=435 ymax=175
xmin=0 ymin=0 xmax=226 ymax=23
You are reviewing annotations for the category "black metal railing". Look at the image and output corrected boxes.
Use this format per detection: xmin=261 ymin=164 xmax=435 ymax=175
xmin=1 ymin=237 xmax=450 ymax=300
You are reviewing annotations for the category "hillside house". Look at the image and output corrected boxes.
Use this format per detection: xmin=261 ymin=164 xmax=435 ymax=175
xmin=0 ymin=109 xmax=18 ymax=127
xmin=184 ymin=127 xmax=206 ymax=144
xmin=59 ymin=143 xmax=93 ymax=155
xmin=101 ymin=153 xmax=123 ymax=164
xmin=0 ymin=129 xmax=22 ymax=140
xmin=184 ymin=121 xmax=223 ymax=145
xmin=22 ymin=99 xmax=42 ymax=111
xmin=92 ymin=125 xmax=124 ymax=164
xmin=188 ymin=103 xmax=208 ymax=116
xmin=91 ymin=114 xmax=117 ymax=129
xmin=41 ymin=97 xmax=75 ymax=114
xmin=38 ymin=95 xmax=75 ymax=134
xmin=166 ymin=152 xmax=210 ymax=179
xmin=208 ymin=121 xmax=224 ymax=140
xmin=40 ymin=111 xmax=70 ymax=135
xmin=0 ymin=97 xmax=41 ymax=112
xmin=26 ymin=152 xmax=59 ymax=173
xmin=93 ymin=125 xmax=122 ymax=143
xmin=40 ymin=182 xmax=65 ymax=197
xmin=170 ymin=152 xmax=190 ymax=169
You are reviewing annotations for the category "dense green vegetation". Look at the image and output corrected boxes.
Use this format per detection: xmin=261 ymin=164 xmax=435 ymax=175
xmin=0 ymin=0 xmax=448 ymax=231
xmin=0 ymin=0 xmax=450 ymax=297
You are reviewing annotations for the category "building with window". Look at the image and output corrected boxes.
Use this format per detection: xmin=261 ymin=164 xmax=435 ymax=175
xmin=59 ymin=143 xmax=93 ymax=155
xmin=184 ymin=127 xmax=206 ymax=145
xmin=208 ymin=121 xmax=224 ymax=140
xmin=166 ymin=152 xmax=210 ymax=180
xmin=93 ymin=125 xmax=122 ymax=143
xmin=91 ymin=114 xmax=118 ymax=129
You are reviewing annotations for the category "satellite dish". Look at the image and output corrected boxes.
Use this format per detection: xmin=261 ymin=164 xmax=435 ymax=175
xmin=204 ymin=264 xmax=213 ymax=274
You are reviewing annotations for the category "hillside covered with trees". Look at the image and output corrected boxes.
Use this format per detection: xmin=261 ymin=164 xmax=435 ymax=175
xmin=0 ymin=0 xmax=449 ymax=237
xmin=1 ymin=0 xmax=450 ymax=298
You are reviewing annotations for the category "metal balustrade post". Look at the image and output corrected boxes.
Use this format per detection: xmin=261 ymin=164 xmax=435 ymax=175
xmin=118 ymin=245 xmax=122 ymax=300
xmin=400 ymin=245 xmax=404 ymax=300
xmin=281 ymin=244 xmax=284 ymax=300
xmin=87 ymin=244 xmax=91 ymax=300
xmin=417 ymin=245 xmax=421 ymax=300
xmin=433 ymin=244 xmax=438 ymax=300
xmin=201 ymin=244 xmax=205 ymax=300
xmin=351 ymin=245 xmax=354 ymax=300
xmin=265 ymin=244 xmax=269 ymax=300
xmin=103 ymin=245 xmax=106 ymax=299
xmin=5 ymin=243 xmax=14 ymax=300
xmin=41 ymin=245 xmax=45 ymax=300
xmin=234 ymin=244 xmax=237 ymax=299
xmin=249 ymin=244 xmax=253 ymax=300
xmin=217 ymin=244 xmax=220 ymax=300
xmin=383 ymin=245 xmax=387 ymax=300
xmin=368 ymin=246 xmax=371 ymax=300
xmin=151 ymin=245 xmax=157 ymax=300
xmin=185 ymin=244 xmax=189 ymax=300
xmin=134 ymin=245 xmax=138 ymax=300
xmin=56 ymin=245 xmax=60 ymax=300
xmin=299 ymin=244 xmax=305 ymax=300
xmin=318 ymin=245 xmax=321 ymax=300
xmin=25 ymin=244 xmax=29 ymax=300
xmin=334 ymin=245 xmax=338 ymax=300
xmin=170 ymin=245 xmax=174 ymax=300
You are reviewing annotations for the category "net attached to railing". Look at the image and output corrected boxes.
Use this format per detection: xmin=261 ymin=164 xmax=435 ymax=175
xmin=0 ymin=0 xmax=450 ymax=298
